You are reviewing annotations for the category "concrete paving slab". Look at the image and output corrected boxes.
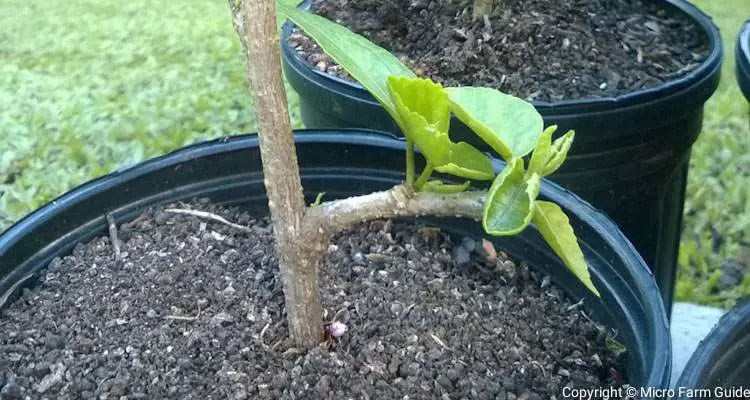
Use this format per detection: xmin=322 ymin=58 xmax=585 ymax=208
xmin=669 ymin=302 xmax=725 ymax=386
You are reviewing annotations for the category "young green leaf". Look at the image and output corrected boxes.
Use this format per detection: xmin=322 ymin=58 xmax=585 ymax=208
xmin=532 ymin=200 xmax=601 ymax=297
xmin=310 ymin=192 xmax=325 ymax=207
xmin=388 ymin=77 xmax=451 ymax=166
xmin=527 ymin=125 xmax=557 ymax=176
xmin=277 ymin=2 xmax=415 ymax=120
xmin=541 ymin=130 xmax=575 ymax=176
xmin=435 ymin=142 xmax=495 ymax=181
xmin=445 ymin=87 xmax=544 ymax=160
xmin=483 ymin=159 xmax=541 ymax=235
xmin=387 ymin=77 xmax=493 ymax=181
xmin=387 ymin=77 xmax=450 ymax=135
xmin=605 ymin=337 xmax=627 ymax=357
xmin=421 ymin=180 xmax=471 ymax=193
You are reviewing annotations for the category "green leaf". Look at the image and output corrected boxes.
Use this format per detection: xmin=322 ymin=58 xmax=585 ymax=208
xmin=483 ymin=159 xmax=540 ymax=235
xmin=606 ymin=337 xmax=627 ymax=357
xmin=276 ymin=0 xmax=300 ymax=6
xmin=275 ymin=0 xmax=298 ymax=29
xmin=446 ymin=87 xmax=543 ymax=160
xmin=541 ymin=130 xmax=575 ymax=176
xmin=435 ymin=142 xmax=495 ymax=181
xmin=310 ymin=192 xmax=325 ymax=207
xmin=527 ymin=125 xmax=556 ymax=176
xmin=387 ymin=76 xmax=450 ymax=136
xmin=421 ymin=180 xmax=471 ymax=193
xmin=277 ymin=2 xmax=415 ymax=120
xmin=386 ymin=77 xmax=493 ymax=181
xmin=532 ymin=200 xmax=601 ymax=297
xmin=388 ymin=77 xmax=451 ymax=166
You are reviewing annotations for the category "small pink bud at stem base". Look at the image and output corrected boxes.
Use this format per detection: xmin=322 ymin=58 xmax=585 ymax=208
xmin=328 ymin=321 xmax=348 ymax=338
xmin=482 ymin=239 xmax=497 ymax=262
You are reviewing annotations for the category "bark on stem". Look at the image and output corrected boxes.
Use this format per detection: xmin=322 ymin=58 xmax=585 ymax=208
xmin=229 ymin=0 xmax=323 ymax=348
xmin=304 ymin=185 xmax=486 ymax=240
xmin=230 ymin=0 xmax=488 ymax=350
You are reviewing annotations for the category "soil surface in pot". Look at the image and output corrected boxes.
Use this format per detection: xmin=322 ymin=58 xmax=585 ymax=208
xmin=0 ymin=200 xmax=625 ymax=399
xmin=289 ymin=0 xmax=710 ymax=101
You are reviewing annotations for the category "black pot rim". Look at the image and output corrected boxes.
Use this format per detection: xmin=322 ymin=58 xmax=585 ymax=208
xmin=0 ymin=130 xmax=671 ymax=389
xmin=281 ymin=0 xmax=723 ymax=113
xmin=738 ymin=19 xmax=750 ymax=101
xmin=676 ymin=299 xmax=750 ymax=390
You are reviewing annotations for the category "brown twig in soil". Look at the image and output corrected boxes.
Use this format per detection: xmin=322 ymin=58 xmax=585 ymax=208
xmin=399 ymin=303 xmax=416 ymax=320
xmin=580 ymin=310 xmax=604 ymax=331
xmin=430 ymin=333 xmax=454 ymax=352
xmin=531 ymin=361 xmax=547 ymax=378
xmin=164 ymin=208 xmax=253 ymax=234
xmin=164 ymin=305 xmax=202 ymax=321
xmin=97 ymin=375 xmax=113 ymax=393
xmin=97 ymin=360 xmax=122 ymax=393
xmin=259 ymin=322 xmax=271 ymax=347
xmin=106 ymin=214 xmax=121 ymax=260
xmin=331 ymin=307 xmax=349 ymax=322
xmin=566 ymin=298 xmax=584 ymax=312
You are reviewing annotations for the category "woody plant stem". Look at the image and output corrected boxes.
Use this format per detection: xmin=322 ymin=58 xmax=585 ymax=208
xmin=229 ymin=0 xmax=488 ymax=348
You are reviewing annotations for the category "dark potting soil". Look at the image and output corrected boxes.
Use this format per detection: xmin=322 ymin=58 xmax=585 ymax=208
xmin=0 ymin=200 xmax=626 ymax=399
xmin=288 ymin=0 xmax=710 ymax=101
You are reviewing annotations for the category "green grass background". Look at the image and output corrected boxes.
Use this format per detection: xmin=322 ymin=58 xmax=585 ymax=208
xmin=0 ymin=0 xmax=748 ymax=307
xmin=676 ymin=1 xmax=750 ymax=307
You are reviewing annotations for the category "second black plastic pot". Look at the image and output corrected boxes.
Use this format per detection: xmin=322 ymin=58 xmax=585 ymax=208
xmin=281 ymin=0 xmax=724 ymax=314
xmin=676 ymin=299 xmax=750 ymax=397
xmin=0 ymin=130 xmax=670 ymax=395
xmin=739 ymin=20 xmax=750 ymax=102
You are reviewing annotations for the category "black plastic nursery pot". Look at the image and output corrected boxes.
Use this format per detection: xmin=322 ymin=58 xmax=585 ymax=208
xmin=0 ymin=131 xmax=671 ymax=394
xmin=739 ymin=20 xmax=750 ymax=102
xmin=676 ymin=299 xmax=750 ymax=398
xmin=281 ymin=0 xmax=724 ymax=313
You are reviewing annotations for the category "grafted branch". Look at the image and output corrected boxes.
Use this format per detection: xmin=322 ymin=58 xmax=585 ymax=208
xmin=303 ymin=186 xmax=485 ymax=243
xmin=230 ymin=0 xmax=489 ymax=350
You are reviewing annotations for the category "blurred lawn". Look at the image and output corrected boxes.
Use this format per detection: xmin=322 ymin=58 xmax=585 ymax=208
xmin=676 ymin=0 xmax=750 ymax=308
xmin=0 ymin=0 xmax=300 ymax=229
xmin=0 ymin=0 xmax=748 ymax=307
